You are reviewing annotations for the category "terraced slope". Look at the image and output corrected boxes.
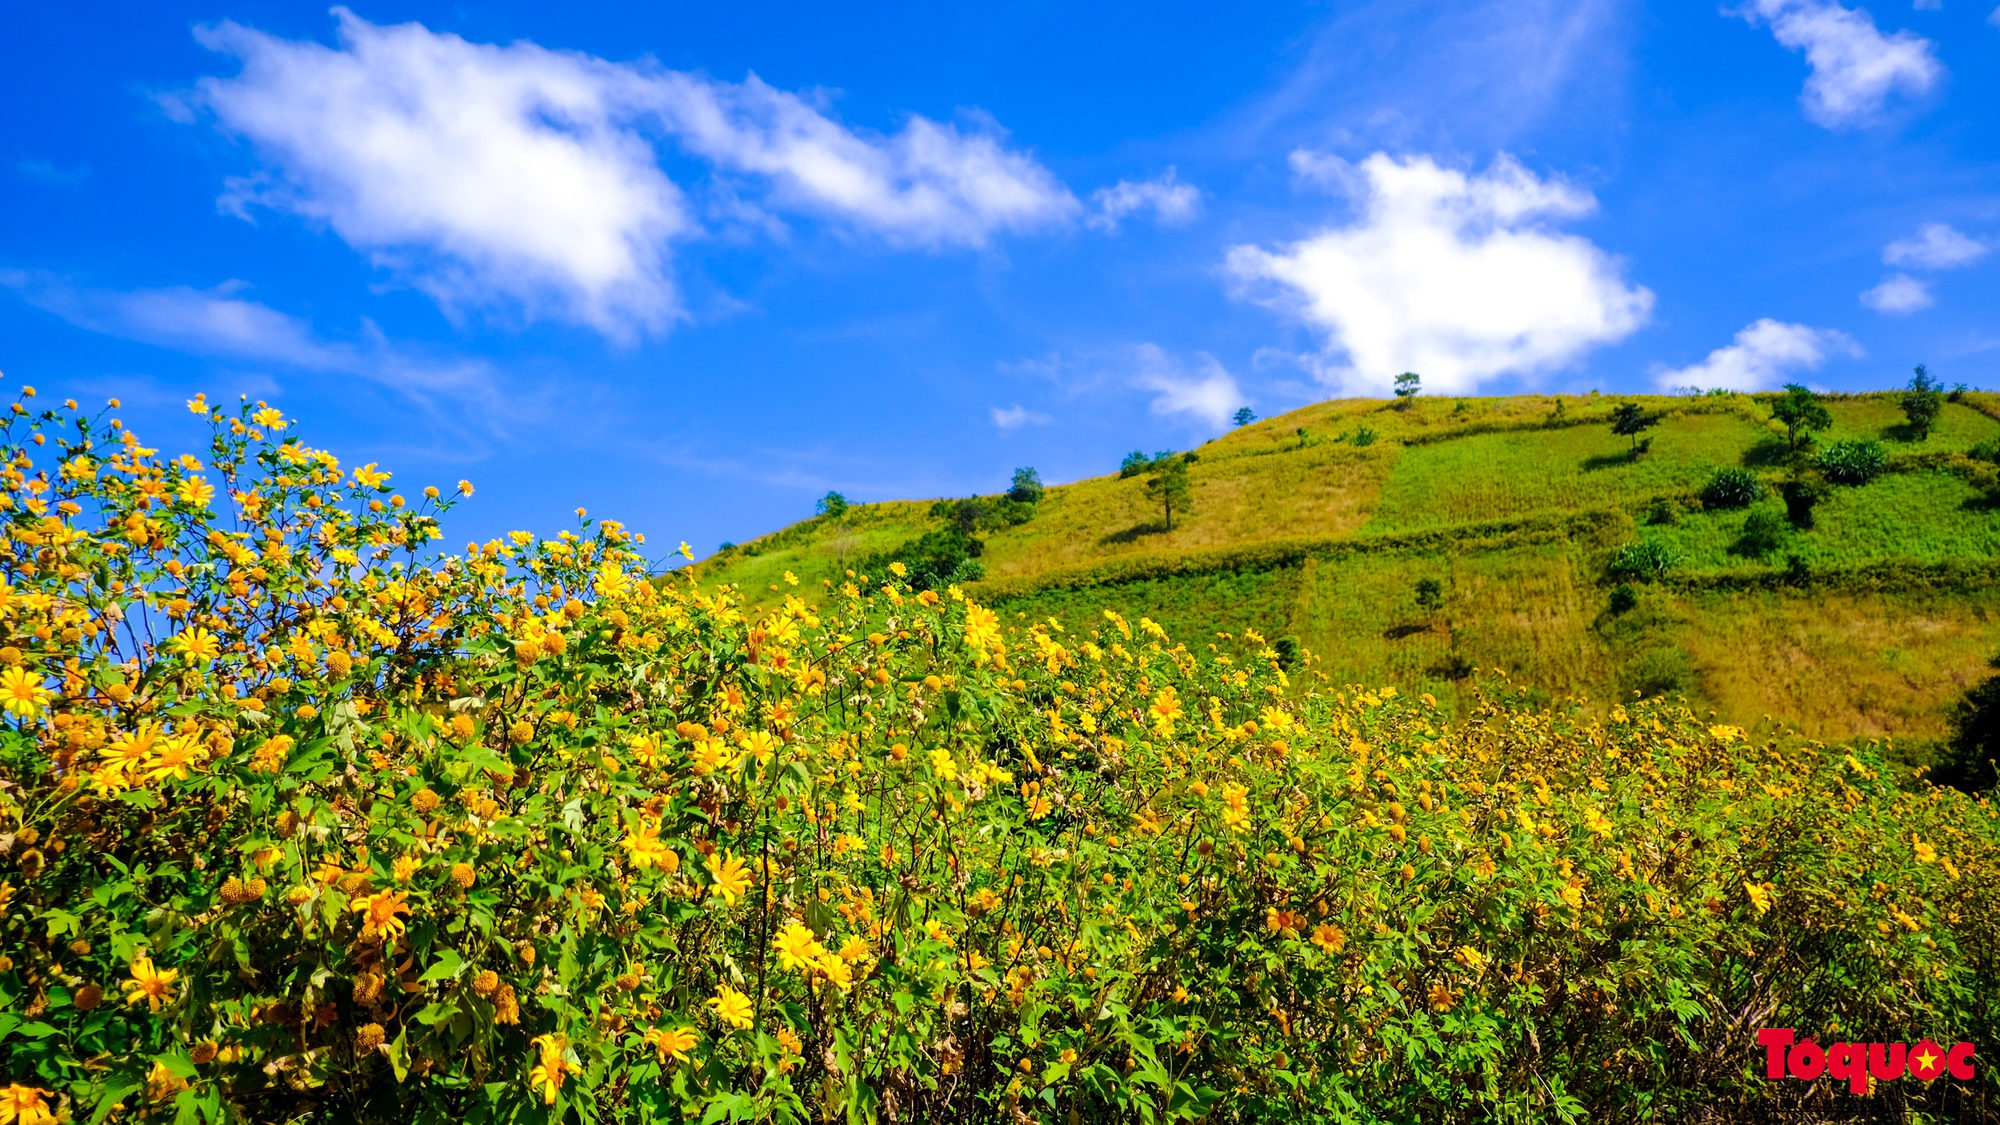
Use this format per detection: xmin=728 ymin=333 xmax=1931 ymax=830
xmin=697 ymin=391 xmax=2000 ymax=744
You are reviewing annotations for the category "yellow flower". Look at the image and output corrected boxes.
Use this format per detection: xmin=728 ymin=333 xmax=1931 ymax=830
xmin=817 ymin=951 xmax=855 ymax=991
xmin=1220 ymin=783 xmax=1251 ymax=834
xmin=0 ymin=667 xmax=51 ymax=718
xmin=392 ymin=854 xmax=420 ymax=883
xmin=622 ymin=819 xmax=674 ymax=872
xmin=707 ymin=850 xmax=751 ymax=906
xmin=1310 ymin=923 xmax=1346 ymax=953
xmin=837 ymin=936 xmax=872 ymax=962
xmin=736 ymin=729 xmax=780 ymax=768
xmin=350 ymin=889 xmax=413 ymax=943
xmin=645 ymin=1025 xmax=698 ymax=1063
xmin=929 ymin=747 xmax=958 ymax=783
xmin=1453 ymin=945 xmax=1487 ymax=972
xmin=773 ymin=922 xmax=827 ymax=972
xmin=169 ymin=628 xmax=221 ymax=664
xmin=124 ymin=955 xmax=178 ymax=1011
xmin=1150 ymin=686 xmax=1183 ymax=724
xmin=963 ymin=602 xmax=1001 ymax=653
xmin=626 ymin=733 xmax=663 ymax=768
xmin=175 ymin=475 xmax=214 ymax=507
xmin=142 ymin=734 xmax=207 ymax=783
xmin=0 ymin=1084 xmax=55 ymax=1125
xmin=528 ymin=1034 xmax=567 ymax=1105
xmin=353 ymin=463 xmax=391 ymax=489
xmin=1913 ymin=836 xmax=1938 ymax=864
xmin=708 ymin=985 xmax=753 ymax=1029
xmin=690 ymin=737 xmax=728 ymax=776
xmin=1583 ymin=805 xmax=1615 ymax=838
xmin=1744 ymin=881 xmax=1775 ymax=917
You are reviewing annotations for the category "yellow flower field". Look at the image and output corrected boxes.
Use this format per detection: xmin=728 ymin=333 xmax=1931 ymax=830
xmin=0 ymin=388 xmax=1994 ymax=1123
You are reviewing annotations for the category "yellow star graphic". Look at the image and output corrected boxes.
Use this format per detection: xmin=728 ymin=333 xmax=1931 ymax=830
xmin=1913 ymin=1048 xmax=1939 ymax=1074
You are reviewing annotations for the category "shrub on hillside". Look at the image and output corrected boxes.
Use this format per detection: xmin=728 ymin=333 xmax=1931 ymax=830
xmin=1817 ymin=438 xmax=1888 ymax=485
xmin=1737 ymin=507 xmax=1790 ymax=557
xmin=1607 ymin=538 xmax=1682 ymax=581
xmin=1701 ymin=467 xmax=1764 ymax=509
xmin=856 ymin=527 xmax=985 ymax=591
xmin=1 ymin=393 xmax=1995 ymax=1125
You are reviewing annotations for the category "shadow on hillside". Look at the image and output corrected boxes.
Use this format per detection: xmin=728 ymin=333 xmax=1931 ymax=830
xmin=1382 ymin=622 xmax=1431 ymax=640
xmin=1741 ymin=438 xmax=1791 ymax=467
xmin=1881 ymin=422 xmax=1925 ymax=443
xmin=1581 ymin=451 xmax=1638 ymax=471
xmin=1100 ymin=522 xmax=1168 ymax=545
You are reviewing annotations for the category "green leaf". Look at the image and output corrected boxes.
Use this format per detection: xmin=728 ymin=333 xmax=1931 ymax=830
xmin=418 ymin=948 xmax=466 ymax=983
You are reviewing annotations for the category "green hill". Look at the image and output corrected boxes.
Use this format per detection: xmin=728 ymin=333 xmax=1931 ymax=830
xmin=696 ymin=389 xmax=2000 ymax=747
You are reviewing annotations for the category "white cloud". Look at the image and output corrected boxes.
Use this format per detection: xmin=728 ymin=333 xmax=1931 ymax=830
xmin=1991 ymin=5 xmax=2000 ymax=26
xmin=1654 ymin=318 xmax=1858 ymax=390
xmin=649 ymin=74 xmax=1076 ymax=247
xmin=1226 ymin=152 xmax=1651 ymax=396
xmin=1735 ymin=0 xmax=1942 ymax=127
xmin=1912 ymin=0 xmax=1940 ymax=10
xmin=990 ymin=404 xmax=1050 ymax=430
xmin=1860 ymin=272 xmax=1934 ymax=311
xmin=185 ymin=8 xmax=1074 ymax=337
xmin=1088 ymin=168 xmax=1200 ymax=230
xmin=0 ymin=271 xmax=493 ymax=397
xmin=1884 ymin=222 xmax=1988 ymax=269
xmin=1130 ymin=345 xmax=1247 ymax=428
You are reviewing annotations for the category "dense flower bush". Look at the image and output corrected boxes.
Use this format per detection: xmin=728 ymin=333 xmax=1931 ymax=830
xmin=1 ymin=391 xmax=1996 ymax=1124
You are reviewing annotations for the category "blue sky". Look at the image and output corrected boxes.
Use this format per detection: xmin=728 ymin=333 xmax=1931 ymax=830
xmin=5 ymin=0 xmax=2000 ymax=557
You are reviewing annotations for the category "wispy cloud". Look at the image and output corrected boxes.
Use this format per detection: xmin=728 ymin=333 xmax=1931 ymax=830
xmin=1089 ymin=168 xmax=1200 ymax=231
xmin=990 ymin=404 xmax=1051 ymax=430
xmin=1130 ymin=344 xmax=1246 ymax=428
xmin=1734 ymin=0 xmax=1941 ymax=127
xmin=177 ymin=8 xmax=1078 ymax=339
xmin=1227 ymin=152 xmax=1651 ymax=396
xmin=1654 ymin=318 xmax=1858 ymax=390
xmin=0 ymin=271 xmax=506 ymax=416
xmin=13 ymin=156 xmax=90 ymax=185
xmin=1230 ymin=0 xmax=1626 ymax=157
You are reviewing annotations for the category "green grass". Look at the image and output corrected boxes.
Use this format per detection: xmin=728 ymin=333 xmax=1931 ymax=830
xmin=698 ymin=390 xmax=2000 ymax=741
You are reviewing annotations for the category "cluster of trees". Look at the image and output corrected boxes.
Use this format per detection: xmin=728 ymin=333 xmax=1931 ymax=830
xmin=850 ymin=468 xmax=1048 ymax=591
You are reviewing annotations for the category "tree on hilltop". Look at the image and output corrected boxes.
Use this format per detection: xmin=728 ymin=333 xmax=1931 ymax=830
xmin=1394 ymin=372 xmax=1421 ymax=409
xmin=1902 ymin=364 xmax=1943 ymax=441
xmin=1232 ymin=407 xmax=1256 ymax=427
xmin=1008 ymin=467 xmax=1043 ymax=504
xmin=816 ymin=491 xmax=849 ymax=518
xmin=1769 ymin=383 xmax=1831 ymax=453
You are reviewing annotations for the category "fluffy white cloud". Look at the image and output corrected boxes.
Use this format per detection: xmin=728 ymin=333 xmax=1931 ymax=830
xmin=1130 ymin=345 xmax=1246 ymax=428
xmin=1860 ymin=273 xmax=1934 ymax=312
xmin=1226 ymin=153 xmax=1651 ymax=396
xmin=1654 ymin=318 xmax=1858 ymax=390
xmin=1884 ymin=222 xmax=1988 ymax=269
xmin=1088 ymin=168 xmax=1200 ymax=230
xmin=1 ymin=271 xmax=492 ymax=395
xmin=185 ymin=8 xmax=1074 ymax=336
xmin=1735 ymin=0 xmax=1942 ymax=127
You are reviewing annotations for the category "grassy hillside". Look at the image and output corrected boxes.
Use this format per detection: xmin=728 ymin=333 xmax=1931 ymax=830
xmin=696 ymin=389 xmax=2000 ymax=745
